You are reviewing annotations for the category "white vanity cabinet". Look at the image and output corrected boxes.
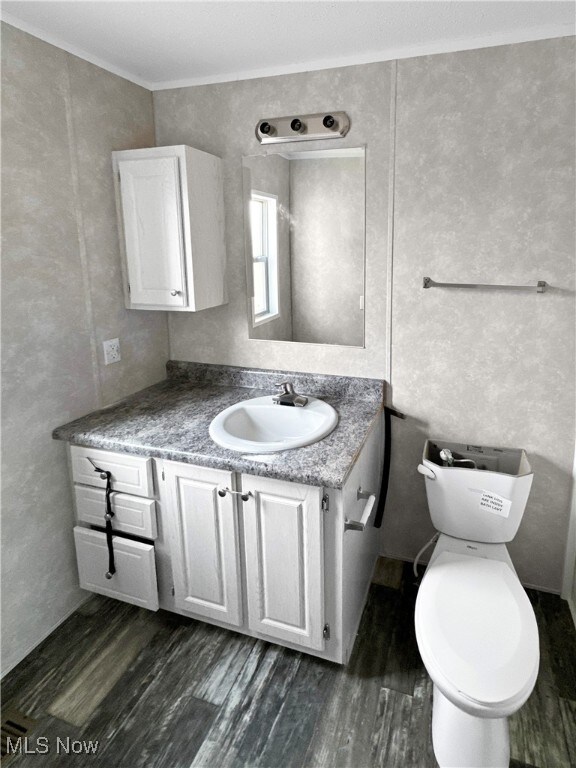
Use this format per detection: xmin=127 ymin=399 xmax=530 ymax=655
xmin=112 ymin=145 xmax=227 ymax=312
xmin=68 ymin=411 xmax=384 ymax=664
xmin=157 ymin=413 xmax=383 ymax=663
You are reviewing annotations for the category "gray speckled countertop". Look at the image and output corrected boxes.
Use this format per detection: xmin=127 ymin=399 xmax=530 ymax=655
xmin=53 ymin=363 xmax=384 ymax=489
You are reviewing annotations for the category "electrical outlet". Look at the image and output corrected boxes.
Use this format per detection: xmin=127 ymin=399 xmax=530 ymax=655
xmin=103 ymin=338 xmax=121 ymax=365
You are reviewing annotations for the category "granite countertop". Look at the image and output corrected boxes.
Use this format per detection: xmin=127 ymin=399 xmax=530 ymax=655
xmin=53 ymin=362 xmax=384 ymax=489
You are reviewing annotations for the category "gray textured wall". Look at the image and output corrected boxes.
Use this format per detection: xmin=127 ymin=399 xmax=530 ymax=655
xmin=1 ymin=23 xmax=169 ymax=674
xmin=154 ymin=63 xmax=391 ymax=376
xmin=290 ymin=157 xmax=365 ymax=346
xmin=155 ymin=38 xmax=575 ymax=592
xmin=385 ymin=38 xmax=575 ymax=592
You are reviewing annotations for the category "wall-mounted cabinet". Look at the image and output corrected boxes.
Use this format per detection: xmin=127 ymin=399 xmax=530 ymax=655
xmin=112 ymin=145 xmax=227 ymax=312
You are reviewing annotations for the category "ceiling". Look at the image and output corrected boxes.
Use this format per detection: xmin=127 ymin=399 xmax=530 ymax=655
xmin=2 ymin=1 xmax=574 ymax=90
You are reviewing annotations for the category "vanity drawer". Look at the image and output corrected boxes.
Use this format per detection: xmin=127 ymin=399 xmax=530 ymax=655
xmin=74 ymin=485 xmax=157 ymax=540
xmin=73 ymin=527 xmax=159 ymax=610
xmin=71 ymin=445 xmax=154 ymax=498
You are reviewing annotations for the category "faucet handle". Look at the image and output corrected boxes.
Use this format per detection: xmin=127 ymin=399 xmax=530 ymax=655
xmin=278 ymin=382 xmax=295 ymax=394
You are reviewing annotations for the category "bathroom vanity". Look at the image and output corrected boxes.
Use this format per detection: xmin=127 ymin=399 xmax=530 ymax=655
xmin=53 ymin=363 xmax=385 ymax=664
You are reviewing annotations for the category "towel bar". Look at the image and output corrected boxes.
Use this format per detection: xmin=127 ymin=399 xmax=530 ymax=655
xmin=423 ymin=277 xmax=547 ymax=293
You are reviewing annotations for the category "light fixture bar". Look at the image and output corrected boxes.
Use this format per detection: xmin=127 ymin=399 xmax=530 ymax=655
xmin=255 ymin=112 xmax=350 ymax=144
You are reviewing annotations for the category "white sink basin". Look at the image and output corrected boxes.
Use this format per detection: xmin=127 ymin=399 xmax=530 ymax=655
xmin=209 ymin=395 xmax=338 ymax=453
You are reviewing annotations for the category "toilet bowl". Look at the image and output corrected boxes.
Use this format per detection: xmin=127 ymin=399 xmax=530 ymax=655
xmin=415 ymin=537 xmax=539 ymax=767
xmin=415 ymin=440 xmax=540 ymax=768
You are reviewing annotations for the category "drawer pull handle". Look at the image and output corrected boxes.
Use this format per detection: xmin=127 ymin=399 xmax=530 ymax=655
xmin=87 ymin=456 xmax=109 ymax=480
xmin=345 ymin=494 xmax=376 ymax=532
xmin=86 ymin=457 xmax=117 ymax=578
xmin=218 ymin=487 xmax=252 ymax=502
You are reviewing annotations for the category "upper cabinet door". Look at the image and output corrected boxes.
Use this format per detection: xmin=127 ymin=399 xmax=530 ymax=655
xmin=118 ymin=157 xmax=187 ymax=308
xmin=113 ymin=145 xmax=227 ymax=312
xmin=241 ymin=475 xmax=325 ymax=650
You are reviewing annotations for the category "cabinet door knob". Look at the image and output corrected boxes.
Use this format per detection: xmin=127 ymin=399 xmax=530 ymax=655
xmin=218 ymin=487 xmax=252 ymax=502
xmin=170 ymin=290 xmax=181 ymax=296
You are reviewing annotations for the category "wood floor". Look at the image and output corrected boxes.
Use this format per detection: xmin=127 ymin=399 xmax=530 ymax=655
xmin=2 ymin=561 xmax=575 ymax=768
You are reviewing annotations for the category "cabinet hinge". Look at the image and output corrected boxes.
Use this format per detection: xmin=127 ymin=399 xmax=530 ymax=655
xmin=162 ymin=469 xmax=165 ymax=481
xmin=323 ymin=623 xmax=330 ymax=640
xmin=128 ymin=283 xmax=131 ymax=295
xmin=171 ymin=585 xmax=175 ymax=596
xmin=322 ymin=494 xmax=329 ymax=512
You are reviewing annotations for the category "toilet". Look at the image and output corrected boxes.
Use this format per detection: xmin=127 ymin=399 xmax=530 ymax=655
xmin=415 ymin=440 xmax=540 ymax=768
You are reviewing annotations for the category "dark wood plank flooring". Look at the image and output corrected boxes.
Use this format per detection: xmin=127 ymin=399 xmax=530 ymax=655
xmin=2 ymin=562 xmax=575 ymax=768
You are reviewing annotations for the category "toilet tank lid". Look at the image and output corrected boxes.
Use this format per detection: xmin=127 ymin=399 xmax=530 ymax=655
xmin=415 ymin=552 xmax=539 ymax=707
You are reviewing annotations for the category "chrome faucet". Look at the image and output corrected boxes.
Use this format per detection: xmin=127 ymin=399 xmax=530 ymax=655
xmin=272 ymin=382 xmax=308 ymax=407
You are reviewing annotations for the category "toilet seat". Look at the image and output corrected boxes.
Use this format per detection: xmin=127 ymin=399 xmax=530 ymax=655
xmin=415 ymin=551 xmax=539 ymax=718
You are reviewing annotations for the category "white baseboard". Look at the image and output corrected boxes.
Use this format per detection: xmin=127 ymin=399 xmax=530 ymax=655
xmin=1 ymin=594 xmax=90 ymax=680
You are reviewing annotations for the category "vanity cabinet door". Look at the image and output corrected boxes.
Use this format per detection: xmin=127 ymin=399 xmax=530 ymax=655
xmin=163 ymin=462 xmax=242 ymax=627
xmin=241 ymin=475 xmax=325 ymax=650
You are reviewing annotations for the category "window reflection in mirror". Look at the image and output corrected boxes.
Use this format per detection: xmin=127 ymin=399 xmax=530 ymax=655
xmin=242 ymin=147 xmax=365 ymax=347
xmin=250 ymin=192 xmax=279 ymax=323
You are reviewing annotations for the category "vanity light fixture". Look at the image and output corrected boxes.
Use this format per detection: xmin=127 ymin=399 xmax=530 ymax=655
xmin=255 ymin=112 xmax=350 ymax=144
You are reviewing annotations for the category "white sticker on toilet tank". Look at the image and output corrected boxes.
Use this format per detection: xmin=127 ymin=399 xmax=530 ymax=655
xmin=479 ymin=491 xmax=512 ymax=518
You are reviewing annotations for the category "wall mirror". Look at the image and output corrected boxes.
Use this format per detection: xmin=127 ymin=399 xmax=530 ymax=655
xmin=242 ymin=147 xmax=366 ymax=347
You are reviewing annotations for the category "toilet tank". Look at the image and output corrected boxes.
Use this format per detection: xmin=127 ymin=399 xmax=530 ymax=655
xmin=421 ymin=440 xmax=534 ymax=543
